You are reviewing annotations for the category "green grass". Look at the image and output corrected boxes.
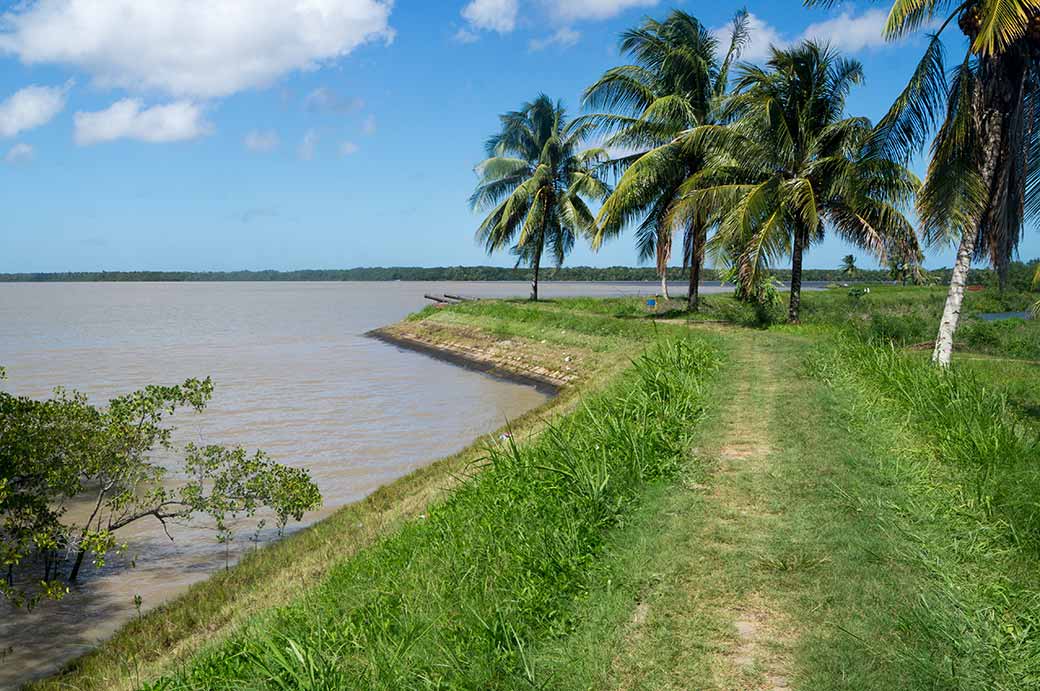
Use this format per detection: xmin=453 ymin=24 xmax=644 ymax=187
xmin=803 ymin=337 xmax=1040 ymax=688
xmin=144 ymin=337 xmax=722 ymax=690
xmin=31 ymin=292 xmax=1040 ymax=691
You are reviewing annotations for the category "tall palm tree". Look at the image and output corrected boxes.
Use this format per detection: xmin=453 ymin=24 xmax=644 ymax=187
xmin=470 ymin=96 xmax=609 ymax=300
xmin=840 ymin=254 xmax=858 ymax=277
xmin=677 ymin=42 xmax=921 ymax=322
xmin=806 ymin=0 xmax=1039 ymax=364
xmin=582 ymin=9 xmax=750 ymax=309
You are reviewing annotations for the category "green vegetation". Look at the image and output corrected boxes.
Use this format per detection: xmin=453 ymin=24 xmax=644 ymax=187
xmin=0 ymin=375 xmax=320 ymax=609
xmin=679 ymin=41 xmax=919 ymax=322
xmin=471 ymin=95 xmax=609 ymax=301
xmin=802 ymin=0 xmax=1039 ymax=362
xmin=584 ymin=9 xmax=748 ymax=307
xmin=2 ymin=260 xmax=1037 ymax=290
xmin=17 ymin=285 xmax=1040 ymax=690
xmin=148 ymin=337 xmax=720 ymax=690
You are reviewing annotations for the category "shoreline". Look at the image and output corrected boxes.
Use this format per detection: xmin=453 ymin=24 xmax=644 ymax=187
xmin=366 ymin=327 xmax=562 ymax=394
xmin=23 ymin=311 xmax=601 ymax=691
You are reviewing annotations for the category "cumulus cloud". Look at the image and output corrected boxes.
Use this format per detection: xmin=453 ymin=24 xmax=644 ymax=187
xmin=529 ymin=27 xmax=581 ymax=51
xmin=0 ymin=0 xmax=395 ymax=99
xmin=461 ymin=0 xmax=518 ymax=33
xmin=453 ymin=27 xmax=480 ymax=43
xmin=715 ymin=9 xmax=889 ymax=63
xmin=74 ymin=99 xmax=211 ymax=145
xmin=0 ymin=83 xmax=68 ymax=137
xmin=339 ymin=140 xmax=359 ymax=156
xmin=458 ymin=0 xmax=654 ymax=43
xmin=305 ymin=87 xmax=365 ymax=113
xmin=545 ymin=0 xmax=658 ymax=23
xmin=4 ymin=142 xmax=34 ymax=164
xmin=244 ymin=129 xmax=279 ymax=152
xmin=298 ymin=129 xmax=319 ymax=160
xmin=802 ymin=9 xmax=889 ymax=53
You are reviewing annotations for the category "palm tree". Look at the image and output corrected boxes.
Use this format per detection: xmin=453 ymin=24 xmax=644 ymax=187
xmin=582 ymin=9 xmax=749 ymax=310
xmin=807 ymin=0 xmax=1039 ymax=363
xmin=676 ymin=42 xmax=921 ymax=322
xmin=470 ymin=96 xmax=609 ymax=300
xmin=840 ymin=254 xmax=858 ymax=277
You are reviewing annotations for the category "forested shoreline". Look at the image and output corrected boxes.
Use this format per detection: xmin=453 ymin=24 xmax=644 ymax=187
xmin=2 ymin=260 xmax=1037 ymax=289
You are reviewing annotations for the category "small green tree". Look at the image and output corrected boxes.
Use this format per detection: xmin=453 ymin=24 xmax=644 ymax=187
xmin=0 ymin=371 xmax=321 ymax=609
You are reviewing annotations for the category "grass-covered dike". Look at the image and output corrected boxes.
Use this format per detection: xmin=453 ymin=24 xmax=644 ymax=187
xmin=27 ymin=286 xmax=1040 ymax=690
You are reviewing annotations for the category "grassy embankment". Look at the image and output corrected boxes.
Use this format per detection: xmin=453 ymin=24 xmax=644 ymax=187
xmin=28 ymin=300 xmax=695 ymax=691
xmin=34 ymin=287 xmax=1040 ymax=690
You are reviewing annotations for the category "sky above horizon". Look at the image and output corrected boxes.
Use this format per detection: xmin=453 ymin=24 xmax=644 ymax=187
xmin=1 ymin=0 xmax=1036 ymax=273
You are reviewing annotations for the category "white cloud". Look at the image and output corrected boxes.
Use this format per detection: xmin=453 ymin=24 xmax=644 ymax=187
xmin=74 ymin=99 xmax=211 ymax=145
xmin=453 ymin=27 xmax=480 ymax=43
xmin=298 ymin=129 xmax=319 ymax=160
xmin=714 ymin=9 xmax=889 ymax=63
xmin=459 ymin=0 xmax=653 ymax=42
xmin=545 ymin=0 xmax=658 ymax=23
xmin=4 ymin=142 xmax=34 ymax=164
xmin=362 ymin=114 xmax=377 ymax=136
xmin=461 ymin=0 xmax=518 ymax=32
xmin=529 ymin=27 xmax=581 ymax=51
xmin=720 ymin=12 xmax=788 ymax=62
xmin=802 ymin=9 xmax=889 ymax=53
xmin=339 ymin=140 xmax=359 ymax=155
xmin=305 ymin=87 xmax=365 ymax=113
xmin=244 ymin=129 xmax=279 ymax=152
xmin=0 ymin=0 xmax=394 ymax=99
xmin=0 ymin=83 xmax=68 ymax=137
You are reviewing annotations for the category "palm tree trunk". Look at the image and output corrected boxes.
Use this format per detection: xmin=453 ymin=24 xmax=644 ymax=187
xmin=660 ymin=271 xmax=670 ymax=300
xmin=788 ymin=229 xmax=805 ymax=323
xmin=687 ymin=254 xmax=701 ymax=312
xmin=931 ymin=229 xmax=976 ymax=366
xmin=932 ymin=108 xmax=1003 ymax=366
xmin=529 ymin=242 xmax=543 ymax=301
xmin=686 ymin=222 xmax=704 ymax=312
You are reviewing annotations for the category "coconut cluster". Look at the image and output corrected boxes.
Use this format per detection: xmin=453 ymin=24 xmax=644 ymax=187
xmin=958 ymin=3 xmax=1040 ymax=52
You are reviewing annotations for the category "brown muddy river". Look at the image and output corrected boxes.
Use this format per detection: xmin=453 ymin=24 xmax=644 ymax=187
xmin=0 ymin=280 xmax=731 ymax=688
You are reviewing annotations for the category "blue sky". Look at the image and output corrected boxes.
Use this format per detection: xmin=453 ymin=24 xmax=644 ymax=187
xmin=0 ymin=0 xmax=1035 ymax=273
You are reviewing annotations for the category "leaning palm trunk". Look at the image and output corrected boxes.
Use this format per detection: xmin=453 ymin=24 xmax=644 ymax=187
xmin=932 ymin=227 xmax=977 ymax=365
xmin=932 ymin=106 xmax=1003 ymax=365
xmin=659 ymin=271 xmax=670 ymax=300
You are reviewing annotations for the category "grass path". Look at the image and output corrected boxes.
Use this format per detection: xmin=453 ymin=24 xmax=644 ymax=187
xmin=585 ymin=325 xmax=953 ymax=690
xmin=572 ymin=327 xmax=803 ymax=691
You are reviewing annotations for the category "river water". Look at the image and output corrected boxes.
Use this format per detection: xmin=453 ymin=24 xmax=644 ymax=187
xmin=0 ymin=280 xmax=736 ymax=688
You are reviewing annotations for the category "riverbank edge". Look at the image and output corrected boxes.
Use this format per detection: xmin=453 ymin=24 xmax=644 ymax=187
xmin=366 ymin=327 xmax=563 ymax=393
xmin=26 ymin=317 xmax=639 ymax=691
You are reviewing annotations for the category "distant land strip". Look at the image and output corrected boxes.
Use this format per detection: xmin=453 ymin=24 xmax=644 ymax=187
xmin=0 ymin=262 xmax=1036 ymax=287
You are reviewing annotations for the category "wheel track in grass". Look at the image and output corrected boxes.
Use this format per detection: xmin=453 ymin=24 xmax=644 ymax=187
xmin=706 ymin=329 xmax=793 ymax=691
xmin=607 ymin=326 xmax=799 ymax=691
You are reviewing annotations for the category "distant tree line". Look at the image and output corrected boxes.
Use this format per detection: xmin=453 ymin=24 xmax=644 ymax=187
xmin=2 ymin=261 xmax=1037 ymax=289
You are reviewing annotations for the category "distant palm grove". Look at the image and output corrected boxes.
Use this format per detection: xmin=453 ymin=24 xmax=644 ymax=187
xmin=471 ymin=3 xmax=1038 ymax=364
